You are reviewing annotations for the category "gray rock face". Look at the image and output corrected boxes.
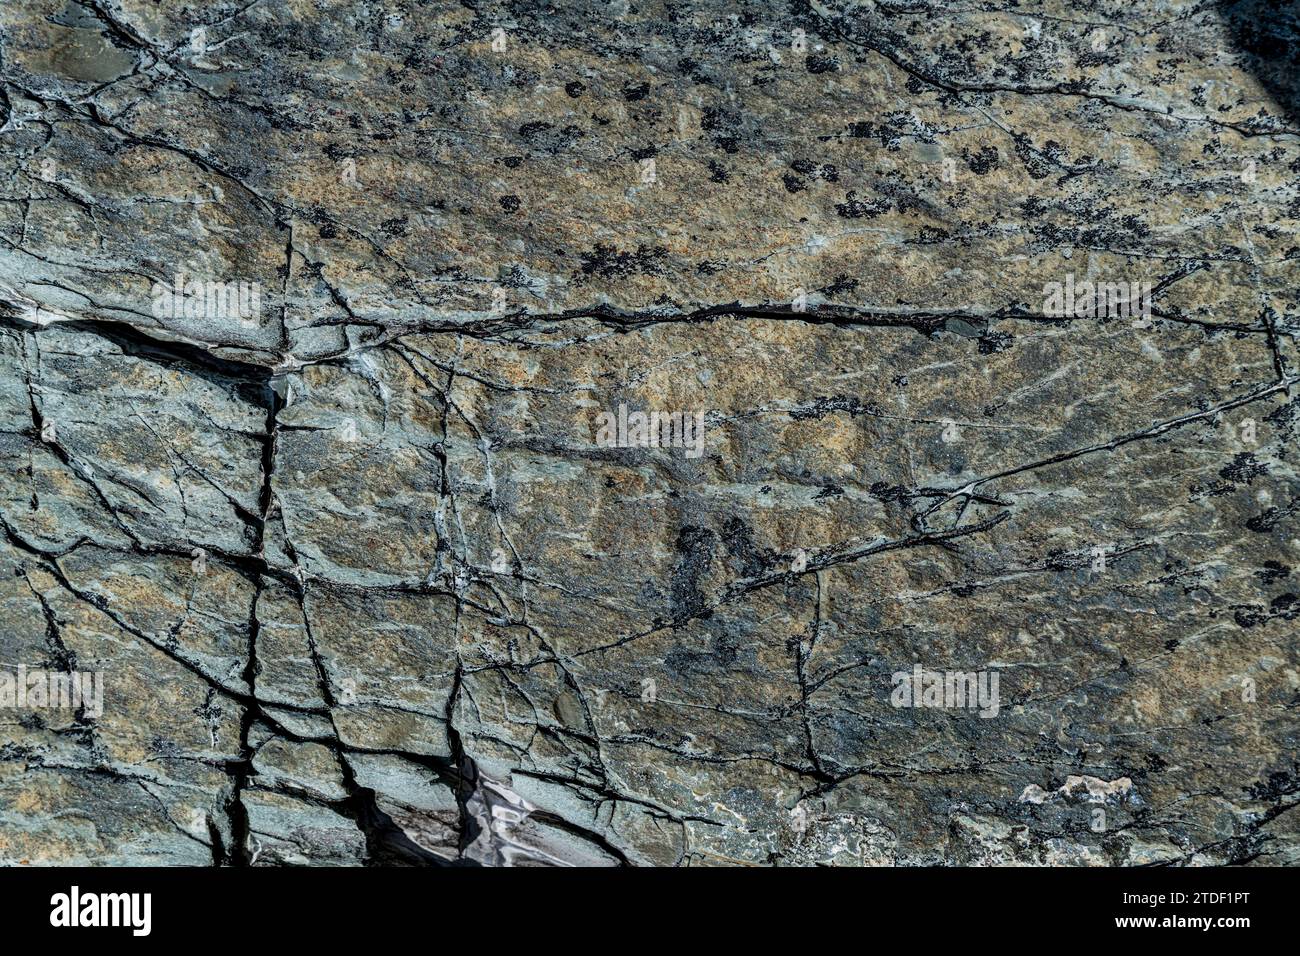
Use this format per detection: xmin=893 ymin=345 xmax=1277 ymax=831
xmin=1 ymin=0 xmax=1297 ymax=866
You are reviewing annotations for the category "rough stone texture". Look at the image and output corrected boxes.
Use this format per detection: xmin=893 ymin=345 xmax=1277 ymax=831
xmin=1 ymin=0 xmax=1297 ymax=866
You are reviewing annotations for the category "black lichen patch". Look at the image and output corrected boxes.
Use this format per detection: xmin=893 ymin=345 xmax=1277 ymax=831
xmin=701 ymin=106 xmax=745 ymax=153
xmin=805 ymin=53 xmax=839 ymax=73
xmin=577 ymin=243 xmax=669 ymax=280
xmin=721 ymin=516 xmax=778 ymax=578
xmin=789 ymin=395 xmax=873 ymax=420
xmin=1256 ymin=561 xmax=1292 ymax=584
xmin=978 ymin=330 xmax=1014 ymax=354
xmin=1234 ymin=593 xmax=1300 ymax=627
xmin=669 ymin=525 xmax=719 ymax=618
xmin=835 ymin=191 xmax=889 ymax=219
xmin=1219 ymin=452 xmax=1268 ymax=485
xmin=963 ymin=146 xmax=1000 ymax=174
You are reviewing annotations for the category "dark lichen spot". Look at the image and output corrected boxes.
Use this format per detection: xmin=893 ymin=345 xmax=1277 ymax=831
xmin=978 ymin=330 xmax=1014 ymax=354
xmin=669 ymin=525 xmax=718 ymax=618
xmin=835 ymin=191 xmax=889 ymax=219
xmin=1220 ymin=452 xmax=1268 ymax=484
xmin=578 ymin=243 xmax=668 ymax=280
xmin=1257 ymin=561 xmax=1292 ymax=584
xmin=789 ymin=395 xmax=871 ymax=420
xmin=518 ymin=121 xmax=553 ymax=140
xmin=963 ymin=145 xmax=1000 ymax=174
xmin=805 ymin=53 xmax=839 ymax=73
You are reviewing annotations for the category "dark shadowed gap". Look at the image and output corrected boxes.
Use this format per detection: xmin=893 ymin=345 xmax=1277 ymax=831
xmin=1219 ymin=0 xmax=1300 ymax=124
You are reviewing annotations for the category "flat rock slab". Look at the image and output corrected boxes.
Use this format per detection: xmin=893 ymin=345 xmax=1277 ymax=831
xmin=0 ymin=0 xmax=1297 ymax=866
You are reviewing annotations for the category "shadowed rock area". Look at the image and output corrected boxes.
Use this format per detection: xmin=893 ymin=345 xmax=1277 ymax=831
xmin=0 ymin=0 xmax=1297 ymax=866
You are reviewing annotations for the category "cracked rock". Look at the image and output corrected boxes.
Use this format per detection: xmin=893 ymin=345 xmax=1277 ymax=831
xmin=1 ymin=0 xmax=1298 ymax=866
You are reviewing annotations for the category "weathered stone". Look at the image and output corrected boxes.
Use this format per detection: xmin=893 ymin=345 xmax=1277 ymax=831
xmin=1 ymin=0 xmax=1296 ymax=866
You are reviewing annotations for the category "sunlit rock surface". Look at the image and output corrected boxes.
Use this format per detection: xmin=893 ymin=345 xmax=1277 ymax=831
xmin=1 ymin=0 xmax=1297 ymax=866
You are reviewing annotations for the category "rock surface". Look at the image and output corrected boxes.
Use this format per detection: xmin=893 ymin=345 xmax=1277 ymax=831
xmin=1 ymin=0 xmax=1297 ymax=866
